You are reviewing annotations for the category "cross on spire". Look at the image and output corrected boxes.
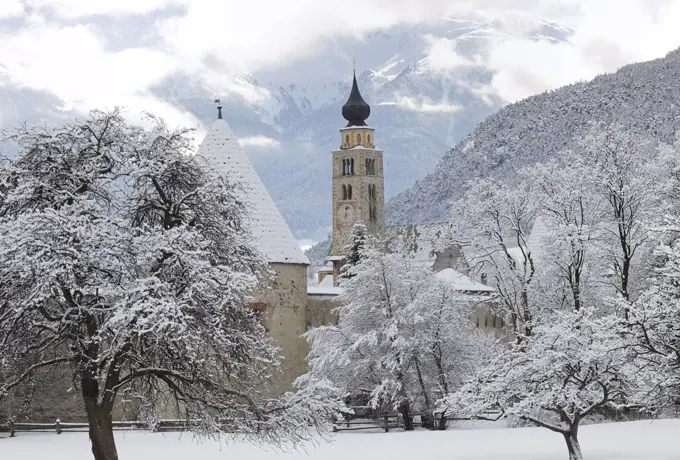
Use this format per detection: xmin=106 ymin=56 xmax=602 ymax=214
xmin=352 ymin=58 xmax=356 ymax=74
xmin=214 ymin=99 xmax=222 ymax=119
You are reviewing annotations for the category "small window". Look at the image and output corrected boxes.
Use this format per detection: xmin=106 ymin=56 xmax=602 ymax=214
xmin=347 ymin=185 xmax=352 ymax=200
xmin=345 ymin=134 xmax=349 ymax=144
xmin=368 ymin=134 xmax=371 ymax=144
xmin=350 ymin=158 xmax=354 ymax=175
xmin=342 ymin=184 xmax=347 ymax=200
xmin=357 ymin=133 xmax=361 ymax=144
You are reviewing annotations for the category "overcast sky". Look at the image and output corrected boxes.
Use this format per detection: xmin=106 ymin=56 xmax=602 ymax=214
xmin=1 ymin=0 xmax=680 ymax=128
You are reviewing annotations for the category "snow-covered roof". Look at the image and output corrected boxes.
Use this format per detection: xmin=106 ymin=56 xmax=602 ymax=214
xmin=349 ymin=145 xmax=383 ymax=151
xmin=308 ymin=271 xmax=342 ymax=296
xmin=435 ymin=268 xmax=496 ymax=293
xmin=197 ymin=119 xmax=309 ymax=265
xmin=339 ymin=126 xmax=374 ymax=131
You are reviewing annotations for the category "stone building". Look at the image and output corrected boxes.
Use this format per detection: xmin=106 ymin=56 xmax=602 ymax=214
xmin=328 ymin=69 xmax=386 ymax=282
xmin=197 ymin=110 xmax=311 ymax=396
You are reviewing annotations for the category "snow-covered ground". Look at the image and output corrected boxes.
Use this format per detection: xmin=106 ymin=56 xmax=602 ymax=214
xmin=2 ymin=420 xmax=679 ymax=460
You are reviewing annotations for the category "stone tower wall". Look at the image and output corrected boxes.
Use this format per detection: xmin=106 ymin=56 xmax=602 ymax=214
xmin=331 ymin=144 xmax=386 ymax=255
xmin=258 ymin=262 xmax=309 ymax=397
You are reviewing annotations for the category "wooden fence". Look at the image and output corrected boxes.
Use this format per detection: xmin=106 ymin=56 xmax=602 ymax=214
xmin=332 ymin=413 xmax=409 ymax=433
xmin=0 ymin=419 xmax=198 ymax=437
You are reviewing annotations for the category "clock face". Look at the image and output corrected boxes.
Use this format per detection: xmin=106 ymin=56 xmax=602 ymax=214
xmin=338 ymin=204 xmax=356 ymax=226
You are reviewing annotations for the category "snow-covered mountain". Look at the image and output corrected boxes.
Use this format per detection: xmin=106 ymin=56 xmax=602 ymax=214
xmin=387 ymin=47 xmax=680 ymax=226
xmin=155 ymin=21 xmax=507 ymax=240
xmin=0 ymin=19 xmax=574 ymax=240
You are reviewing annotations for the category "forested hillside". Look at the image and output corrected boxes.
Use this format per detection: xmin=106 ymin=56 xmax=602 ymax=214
xmin=387 ymin=48 xmax=680 ymax=224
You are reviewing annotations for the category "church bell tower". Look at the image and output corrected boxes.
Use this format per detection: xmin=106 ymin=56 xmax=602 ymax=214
xmin=330 ymin=67 xmax=386 ymax=277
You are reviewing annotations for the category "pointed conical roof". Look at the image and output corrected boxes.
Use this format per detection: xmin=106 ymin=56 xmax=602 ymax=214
xmin=342 ymin=72 xmax=370 ymax=127
xmin=197 ymin=118 xmax=309 ymax=265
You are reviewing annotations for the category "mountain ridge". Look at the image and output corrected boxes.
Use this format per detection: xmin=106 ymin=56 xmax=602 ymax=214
xmin=387 ymin=48 xmax=680 ymax=225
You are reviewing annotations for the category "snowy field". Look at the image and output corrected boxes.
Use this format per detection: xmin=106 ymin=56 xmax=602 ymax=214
xmin=2 ymin=419 xmax=680 ymax=460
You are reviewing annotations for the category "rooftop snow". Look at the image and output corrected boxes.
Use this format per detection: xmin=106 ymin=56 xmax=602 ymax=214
xmin=436 ymin=268 xmax=495 ymax=293
xmin=307 ymin=285 xmax=343 ymax=296
xmin=197 ymin=119 xmax=309 ymax=265
xmin=308 ymin=272 xmax=342 ymax=296
xmin=340 ymin=126 xmax=374 ymax=131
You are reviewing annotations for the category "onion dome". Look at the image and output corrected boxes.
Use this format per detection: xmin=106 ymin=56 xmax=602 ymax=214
xmin=342 ymin=72 xmax=370 ymax=127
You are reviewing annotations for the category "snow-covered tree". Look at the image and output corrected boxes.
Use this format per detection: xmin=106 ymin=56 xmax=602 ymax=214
xmin=443 ymin=308 xmax=635 ymax=460
xmin=0 ymin=110 xmax=343 ymax=460
xmin=451 ymin=178 xmax=538 ymax=339
xmin=409 ymin=278 xmax=489 ymax=429
xmin=526 ymin=154 xmax=605 ymax=312
xmin=304 ymin=240 xmax=484 ymax=430
xmin=341 ymin=222 xmax=369 ymax=278
xmin=625 ymin=215 xmax=680 ymax=406
xmin=578 ymin=124 xmax=676 ymax=306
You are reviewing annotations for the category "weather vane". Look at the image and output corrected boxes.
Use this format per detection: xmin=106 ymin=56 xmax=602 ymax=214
xmin=352 ymin=58 xmax=356 ymax=74
xmin=214 ymin=99 xmax=222 ymax=119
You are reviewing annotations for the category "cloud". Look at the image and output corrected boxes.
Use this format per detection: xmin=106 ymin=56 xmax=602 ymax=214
xmin=0 ymin=0 xmax=454 ymax=130
xmin=23 ymin=0 xmax=187 ymax=18
xmin=1 ymin=0 xmax=680 ymax=134
xmin=0 ymin=1 xmax=23 ymax=18
xmin=238 ymin=135 xmax=282 ymax=148
xmin=157 ymin=0 xmax=454 ymax=74
xmin=380 ymin=95 xmax=462 ymax=114
xmin=427 ymin=0 xmax=680 ymax=103
xmin=0 ymin=21 xmax=199 ymax=129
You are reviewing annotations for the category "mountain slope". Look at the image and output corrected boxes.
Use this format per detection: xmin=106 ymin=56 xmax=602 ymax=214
xmin=387 ymin=48 xmax=680 ymax=225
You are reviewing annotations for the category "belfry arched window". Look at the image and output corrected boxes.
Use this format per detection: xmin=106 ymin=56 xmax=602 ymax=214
xmin=345 ymin=134 xmax=349 ymax=145
xmin=357 ymin=133 xmax=361 ymax=144
xmin=347 ymin=185 xmax=352 ymax=200
xmin=342 ymin=184 xmax=347 ymax=200
xmin=350 ymin=158 xmax=354 ymax=175
xmin=368 ymin=134 xmax=371 ymax=144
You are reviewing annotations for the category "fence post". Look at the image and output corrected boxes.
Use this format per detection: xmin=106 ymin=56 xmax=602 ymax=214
xmin=383 ymin=414 xmax=389 ymax=433
xmin=9 ymin=421 xmax=15 ymax=438
xmin=55 ymin=419 xmax=62 ymax=434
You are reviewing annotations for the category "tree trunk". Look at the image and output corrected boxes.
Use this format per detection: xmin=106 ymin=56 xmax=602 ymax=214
xmin=84 ymin=397 xmax=118 ymax=460
xmin=413 ymin=358 xmax=434 ymax=430
xmin=563 ymin=432 xmax=584 ymax=460
xmin=437 ymin=411 xmax=447 ymax=431
xmin=398 ymin=400 xmax=414 ymax=431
